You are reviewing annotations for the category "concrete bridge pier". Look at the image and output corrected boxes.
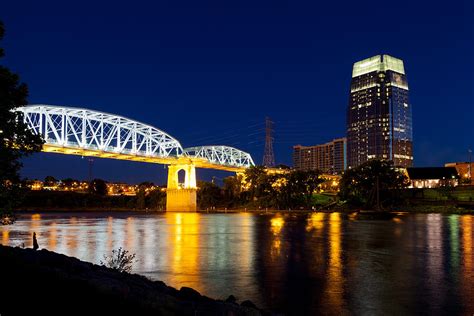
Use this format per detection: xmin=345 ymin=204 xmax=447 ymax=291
xmin=166 ymin=163 xmax=197 ymax=212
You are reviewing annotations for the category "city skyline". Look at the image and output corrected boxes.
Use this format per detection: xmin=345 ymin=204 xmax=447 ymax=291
xmin=3 ymin=0 xmax=473 ymax=184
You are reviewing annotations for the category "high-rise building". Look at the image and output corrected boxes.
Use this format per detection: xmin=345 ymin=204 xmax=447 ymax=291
xmin=293 ymin=138 xmax=347 ymax=174
xmin=346 ymin=54 xmax=413 ymax=168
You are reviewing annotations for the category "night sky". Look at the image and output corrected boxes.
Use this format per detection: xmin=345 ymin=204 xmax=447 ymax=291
xmin=2 ymin=0 xmax=473 ymax=184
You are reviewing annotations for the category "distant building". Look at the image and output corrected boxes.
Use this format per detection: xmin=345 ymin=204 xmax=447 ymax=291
xmin=25 ymin=180 xmax=43 ymax=191
xmin=445 ymin=162 xmax=474 ymax=185
xmin=406 ymin=167 xmax=458 ymax=188
xmin=107 ymin=183 xmax=139 ymax=196
xmin=293 ymin=138 xmax=347 ymax=174
xmin=347 ymin=54 xmax=413 ymax=169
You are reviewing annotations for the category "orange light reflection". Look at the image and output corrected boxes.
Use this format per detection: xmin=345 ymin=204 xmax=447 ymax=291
xmin=325 ymin=212 xmax=343 ymax=313
xmin=166 ymin=213 xmax=200 ymax=288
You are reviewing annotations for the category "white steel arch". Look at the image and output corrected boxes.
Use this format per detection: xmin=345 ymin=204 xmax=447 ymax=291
xmin=16 ymin=105 xmax=184 ymax=158
xmin=184 ymin=146 xmax=255 ymax=168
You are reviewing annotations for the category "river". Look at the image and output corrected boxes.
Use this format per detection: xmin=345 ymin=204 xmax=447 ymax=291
xmin=1 ymin=212 xmax=473 ymax=315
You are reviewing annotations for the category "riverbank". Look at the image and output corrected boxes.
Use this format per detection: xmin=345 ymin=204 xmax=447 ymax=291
xmin=0 ymin=245 xmax=265 ymax=316
xmin=14 ymin=204 xmax=474 ymax=215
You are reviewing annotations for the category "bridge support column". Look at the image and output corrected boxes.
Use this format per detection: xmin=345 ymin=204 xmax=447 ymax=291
xmin=166 ymin=163 xmax=197 ymax=212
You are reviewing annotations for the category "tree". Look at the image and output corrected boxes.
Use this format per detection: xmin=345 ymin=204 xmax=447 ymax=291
xmin=135 ymin=185 xmax=147 ymax=209
xmin=244 ymin=166 xmax=273 ymax=204
xmin=223 ymin=174 xmax=244 ymax=207
xmin=44 ymin=176 xmax=57 ymax=187
xmin=89 ymin=178 xmax=108 ymax=196
xmin=269 ymin=169 xmax=323 ymax=209
xmin=147 ymin=188 xmax=166 ymax=210
xmin=338 ymin=159 xmax=409 ymax=209
xmin=285 ymin=169 xmax=323 ymax=208
xmin=0 ymin=21 xmax=44 ymax=224
xmin=197 ymin=181 xmax=222 ymax=208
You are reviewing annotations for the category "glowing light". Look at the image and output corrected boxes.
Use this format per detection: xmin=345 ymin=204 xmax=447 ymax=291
xmin=2 ymin=230 xmax=9 ymax=245
xmin=306 ymin=212 xmax=325 ymax=231
xmin=352 ymin=54 xmax=405 ymax=78
xmin=270 ymin=216 xmax=284 ymax=235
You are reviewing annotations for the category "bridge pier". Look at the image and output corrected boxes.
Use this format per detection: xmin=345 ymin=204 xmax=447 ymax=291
xmin=166 ymin=163 xmax=197 ymax=212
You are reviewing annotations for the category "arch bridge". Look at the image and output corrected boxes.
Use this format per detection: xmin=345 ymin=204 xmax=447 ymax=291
xmin=16 ymin=105 xmax=255 ymax=211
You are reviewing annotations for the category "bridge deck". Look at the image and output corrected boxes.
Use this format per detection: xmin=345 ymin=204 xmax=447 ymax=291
xmin=42 ymin=144 xmax=246 ymax=173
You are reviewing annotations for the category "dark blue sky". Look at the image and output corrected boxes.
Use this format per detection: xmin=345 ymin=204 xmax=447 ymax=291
xmin=3 ymin=0 xmax=473 ymax=184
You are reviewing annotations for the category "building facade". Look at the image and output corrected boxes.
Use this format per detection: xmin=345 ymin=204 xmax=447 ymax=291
xmin=406 ymin=167 xmax=459 ymax=188
xmin=293 ymin=138 xmax=347 ymax=174
xmin=347 ymin=54 xmax=413 ymax=169
xmin=445 ymin=162 xmax=474 ymax=185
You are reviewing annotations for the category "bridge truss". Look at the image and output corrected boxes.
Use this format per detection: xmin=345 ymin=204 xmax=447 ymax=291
xmin=16 ymin=105 xmax=255 ymax=170
xmin=184 ymin=146 xmax=254 ymax=169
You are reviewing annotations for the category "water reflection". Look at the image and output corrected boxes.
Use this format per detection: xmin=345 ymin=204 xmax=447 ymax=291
xmin=48 ymin=222 xmax=57 ymax=250
xmin=324 ymin=212 xmax=344 ymax=314
xmin=2 ymin=230 xmax=9 ymax=244
xmin=166 ymin=213 xmax=200 ymax=287
xmin=449 ymin=215 xmax=459 ymax=270
xmin=461 ymin=216 xmax=472 ymax=271
xmin=306 ymin=212 xmax=325 ymax=232
xmin=270 ymin=215 xmax=284 ymax=257
xmin=426 ymin=214 xmax=444 ymax=312
xmin=461 ymin=215 xmax=473 ymax=313
xmin=0 ymin=212 xmax=473 ymax=315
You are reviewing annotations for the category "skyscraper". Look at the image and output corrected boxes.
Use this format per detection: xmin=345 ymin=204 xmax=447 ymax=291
xmin=346 ymin=54 xmax=413 ymax=168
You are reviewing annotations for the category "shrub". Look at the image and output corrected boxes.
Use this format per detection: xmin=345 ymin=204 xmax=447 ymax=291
xmin=100 ymin=247 xmax=136 ymax=273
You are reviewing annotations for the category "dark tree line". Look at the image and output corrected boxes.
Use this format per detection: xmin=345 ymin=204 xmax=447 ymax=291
xmin=198 ymin=166 xmax=326 ymax=210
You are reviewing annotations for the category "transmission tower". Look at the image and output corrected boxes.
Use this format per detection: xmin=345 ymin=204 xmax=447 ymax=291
xmin=263 ymin=117 xmax=275 ymax=167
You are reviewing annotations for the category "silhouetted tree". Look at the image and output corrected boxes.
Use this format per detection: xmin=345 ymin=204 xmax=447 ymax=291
xmin=197 ymin=181 xmax=222 ymax=208
xmin=244 ymin=166 xmax=273 ymax=203
xmin=223 ymin=175 xmax=244 ymax=207
xmin=61 ymin=178 xmax=79 ymax=187
xmin=338 ymin=159 xmax=409 ymax=209
xmin=89 ymin=179 xmax=108 ymax=196
xmin=44 ymin=176 xmax=57 ymax=186
xmin=135 ymin=186 xmax=146 ymax=209
xmin=0 ymin=21 xmax=44 ymax=224
xmin=147 ymin=188 xmax=166 ymax=210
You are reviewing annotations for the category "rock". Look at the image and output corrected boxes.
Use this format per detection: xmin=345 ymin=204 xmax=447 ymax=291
xmin=179 ymin=286 xmax=202 ymax=301
xmin=0 ymin=245 xmax=264 ymax=315
xmin=226 ymin=294 xmax=237 ymax=304
xmin=241 ymin=300 xmax=257 ymax=309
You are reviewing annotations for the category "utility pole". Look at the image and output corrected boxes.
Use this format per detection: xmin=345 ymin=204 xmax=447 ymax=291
xmin=263 ymin=117 xmax=275 ymax=167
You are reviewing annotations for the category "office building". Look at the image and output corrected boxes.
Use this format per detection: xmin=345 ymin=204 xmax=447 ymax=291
xmin=347 ymin=54 xmax=413 ymax=168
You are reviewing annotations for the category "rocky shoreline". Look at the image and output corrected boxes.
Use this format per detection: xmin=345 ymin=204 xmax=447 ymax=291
xmin=0 ymin=245 xmax=266 ymax=315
